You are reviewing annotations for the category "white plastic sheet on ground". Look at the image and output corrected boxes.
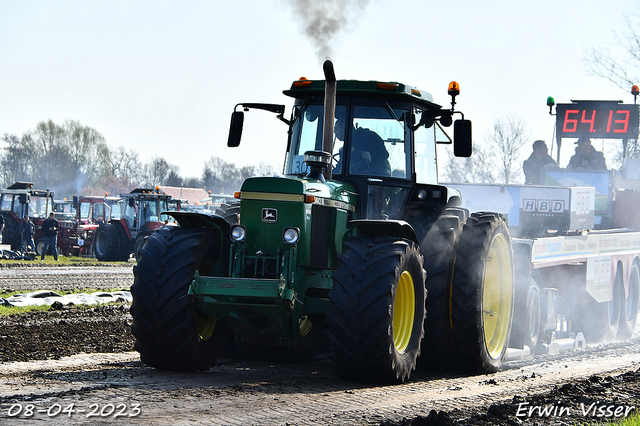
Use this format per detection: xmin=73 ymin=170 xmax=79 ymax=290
xmin=0 ymin=290 xmax=132 ymax=307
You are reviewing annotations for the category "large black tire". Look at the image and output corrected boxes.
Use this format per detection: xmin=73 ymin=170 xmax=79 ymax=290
xmin=450 ymin=212 xmax=514 ymax=374
xmin=130 ymin=227 xmax=227 ymax=371
xmin=94 ymin=223 xmax=121 ymax=261
xmin=328 ymin=236 xmax=426 ymax=384
xmin=3 ymin=215 xmax=19 ymax=250
xmin=215 ymin=201 xmax=240 ymax=225
xmin=134 ymin=234 xmax=145 ymax=260
xmin=618 ymin=262 xmax=640 ymax=341
xmin=416 ymin=208 xmax=467 ymax=371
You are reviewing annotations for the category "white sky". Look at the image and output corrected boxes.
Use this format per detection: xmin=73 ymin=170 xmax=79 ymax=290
xmin=0 ymin=0 xmax=635 ymax=179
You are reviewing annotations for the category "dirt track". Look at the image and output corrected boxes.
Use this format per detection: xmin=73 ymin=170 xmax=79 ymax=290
xmin=1 ymin=265 xmax=640 ymax=425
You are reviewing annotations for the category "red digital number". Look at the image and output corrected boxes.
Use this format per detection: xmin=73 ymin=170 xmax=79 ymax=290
xmin=581 ymin=110 xmax=596 ymax=132
xmin=606 ymin=110 xmax=630 ymax=133
xmin=614 ymin=110 xmax=630 ymax=133
xmin=563 ymin=109 xmax=579 ymax=132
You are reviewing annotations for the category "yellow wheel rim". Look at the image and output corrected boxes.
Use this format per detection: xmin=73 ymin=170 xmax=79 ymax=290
xmin=482 ymin=233 xmax=513 ymax=359
xmin=196 ymin=314 xmax=217 ymax=341
xmin=393 ymin=270 xmax=415 ymax=353
xmin=299 ymin=315 xmax=313 ymax=337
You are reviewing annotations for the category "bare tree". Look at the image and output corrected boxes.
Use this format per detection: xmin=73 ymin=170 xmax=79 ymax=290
xmin=584 ymin=8 xmax=640 ymax=160
xmin=63 ymin=120 xmax=111 ymax=193
xmin=487 ymin=115 xmax=529 ymax=184
xmin=584 ymin=13 xmax=640 ymax=91
xmin=442 ymin=143 xmax=496 ymax=184
xmin=0 ymin=133 xmax=37 ymax=186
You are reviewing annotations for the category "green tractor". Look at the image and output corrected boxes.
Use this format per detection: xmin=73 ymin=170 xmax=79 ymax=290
xmin=130 ymin=61 xmax=515 ymax=383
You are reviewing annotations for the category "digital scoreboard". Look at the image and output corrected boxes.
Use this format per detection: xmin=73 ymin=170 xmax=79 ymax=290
xmin=555 ymin=101 xmax=639 ymax=139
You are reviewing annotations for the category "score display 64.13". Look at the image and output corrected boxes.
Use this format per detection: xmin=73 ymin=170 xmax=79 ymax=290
xmin=556 ymin=101 xmax=639 ymax=139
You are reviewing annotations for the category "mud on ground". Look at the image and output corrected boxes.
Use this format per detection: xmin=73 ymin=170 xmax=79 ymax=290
xmin=0 ymin=265 xmax=639 ymax=425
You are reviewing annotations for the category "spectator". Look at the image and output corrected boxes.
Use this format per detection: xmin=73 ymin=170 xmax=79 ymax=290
xmin=20 ymin=215 xmax=35 ymax=252
xmin=41 ymin=212 xmax=59 ymax=261
xmin=0 ymin=213 xmax=4 ymax=244
xmin=567 ymin=137 xmax=607 ymax=170
xmin=523 ymin=140 xmax=557 ymax=184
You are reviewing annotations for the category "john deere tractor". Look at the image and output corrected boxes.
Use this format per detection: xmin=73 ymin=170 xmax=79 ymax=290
xmin=130 ymin=61 xmax=515 ymax=383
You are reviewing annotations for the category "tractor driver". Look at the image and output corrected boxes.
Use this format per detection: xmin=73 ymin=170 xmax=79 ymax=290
xmin=334 ymin=117 xmax=391 ymax=177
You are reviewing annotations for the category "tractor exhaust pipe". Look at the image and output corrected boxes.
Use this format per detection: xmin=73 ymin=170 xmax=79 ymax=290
xmin=322 ymin=60 xmax=336 ymax=180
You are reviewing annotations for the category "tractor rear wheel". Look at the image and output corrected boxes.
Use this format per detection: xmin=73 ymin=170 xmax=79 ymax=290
xmin=130 ymin=227 xmax=226 ymax=371
xmin=3 ymin=215 xmax=19 ymax=250
xmin=450 ymin=212 xmax=514 ymax=374
xmin=329 ymin=236 xmax=426 ymax=383
xmin=417 ymin=208 xmax=467 ymax=371
xmin=94 ymin=223 xmax=121 ymax=261
xmin=618 ymin=262 xmax=640 ymax=341
xmin=215 ymin=202 xmax=240 ymax=225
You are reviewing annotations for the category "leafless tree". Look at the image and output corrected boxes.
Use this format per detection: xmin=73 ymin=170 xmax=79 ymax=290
xmin=487 ymin=115 xmax=529 ymax=184
xmin=442 ymin=142 xmax=496 ymax=184
xmin=584 ymin=8 xmax=640 ymax=159
xmin=442 ymin=115 xmax=529 ymax=184
xmin=143 ymin=156 xmax=179 ymax=187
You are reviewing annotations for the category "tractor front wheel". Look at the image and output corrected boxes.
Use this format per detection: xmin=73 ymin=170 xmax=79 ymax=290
xmin=130 ymin=227 xmax=226 ymax=371
xmin=450 ymin=213 xmax=514 ymax=374
xmin=329 ymin=236 xmax=426 ymax=383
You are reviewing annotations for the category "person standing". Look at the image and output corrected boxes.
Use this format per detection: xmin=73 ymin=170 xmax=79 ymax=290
xmin=20 ymin=215 xmax=35 ymax=252
xmin=41 ymin=212 xmax=59 ymax=261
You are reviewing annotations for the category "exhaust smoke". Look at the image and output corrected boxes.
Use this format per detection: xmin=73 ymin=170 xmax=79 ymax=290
xmin=286 ymin=0 xmax=371 ymax=62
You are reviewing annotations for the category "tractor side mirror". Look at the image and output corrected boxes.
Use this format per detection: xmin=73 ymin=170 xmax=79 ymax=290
xmin=72 ymin=196 xmax=79 ymax=210
xmin=19 ymin=193 xmax=30 ymax=204
xmin=128 ymin=198 xmax=135 ymax=207
xmin=453 ymin=119 xmax=472 ymax=158
xmin=227 ymin=111 xmax=244 ymax=147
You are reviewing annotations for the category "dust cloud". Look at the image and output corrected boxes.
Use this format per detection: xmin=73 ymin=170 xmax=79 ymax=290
xmin=286 ymin=0 xmax=371 ymax=62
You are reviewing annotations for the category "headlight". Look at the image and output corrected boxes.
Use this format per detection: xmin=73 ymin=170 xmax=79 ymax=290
xmin=282 ymin=227 xmax=300 ymax=245
xmin=230 ymin=225 xmax=246 ymax=242
xmin=417 ymin=189 xmax=428 ymax=200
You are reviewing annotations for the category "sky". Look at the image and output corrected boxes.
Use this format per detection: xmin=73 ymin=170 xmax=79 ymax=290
xmin=0 ymin=0 xmax=636 ymax=179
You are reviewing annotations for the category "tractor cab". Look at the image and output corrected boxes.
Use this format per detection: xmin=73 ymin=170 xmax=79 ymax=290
xmin=120 ymin=188 xmax=172 ymax=238
xmin=282 ymin=79 xmax=471 ymax=221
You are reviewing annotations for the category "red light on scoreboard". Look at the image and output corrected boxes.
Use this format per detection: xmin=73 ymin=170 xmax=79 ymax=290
xmin=555 ymin=101 xmax=639 ymax=139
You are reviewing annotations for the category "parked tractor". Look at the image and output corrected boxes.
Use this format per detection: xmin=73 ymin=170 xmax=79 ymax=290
xmin=130 ymin=61 xmax=518 ymax=384
xmin=0 ymin=182 xmax=54 ymax=253
xmin=94 ymin=187 xmax=175 ymax=261
xmin=55 ymin=194 xmax=122 ymax=256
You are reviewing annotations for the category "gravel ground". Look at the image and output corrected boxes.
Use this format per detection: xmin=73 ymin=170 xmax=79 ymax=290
xmin=0 ymin=264 xmax=639 ymax=425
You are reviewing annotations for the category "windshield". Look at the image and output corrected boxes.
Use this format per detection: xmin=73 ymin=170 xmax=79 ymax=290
xmin=285 ymin=104 xmax=347 ymax=176
xmin=28 ymin=196 xmax=53 ymax=219
xmin=284 ymin=100 xmax=412 ymax=179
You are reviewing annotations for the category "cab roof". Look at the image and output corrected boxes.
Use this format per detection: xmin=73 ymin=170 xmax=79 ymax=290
xmin=283 ymin=79 xmax=441 ymax=109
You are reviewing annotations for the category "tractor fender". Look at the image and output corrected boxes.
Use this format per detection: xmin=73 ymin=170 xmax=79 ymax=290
xmin=346 ymin=219 xmax=419 ymax=246
xmin=165 ymin=211 xmax=231 ymax=237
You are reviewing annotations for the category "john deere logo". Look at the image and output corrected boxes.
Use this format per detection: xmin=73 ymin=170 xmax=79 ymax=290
xmin=262 ymin=208 xmax=277 ymax=223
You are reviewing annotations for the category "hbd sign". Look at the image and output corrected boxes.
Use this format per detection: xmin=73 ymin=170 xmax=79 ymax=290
xmin=523 ymin=199 xmax=565 ymax=213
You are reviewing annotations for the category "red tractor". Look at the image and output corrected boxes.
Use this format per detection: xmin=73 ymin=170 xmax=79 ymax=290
xmin=0 ymin=182 xmax=54 ymax=253
xmin=56 ymin=194 xmax=122 ymax=256
xmin=94 ymin=187 xmax=176 ymax=261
